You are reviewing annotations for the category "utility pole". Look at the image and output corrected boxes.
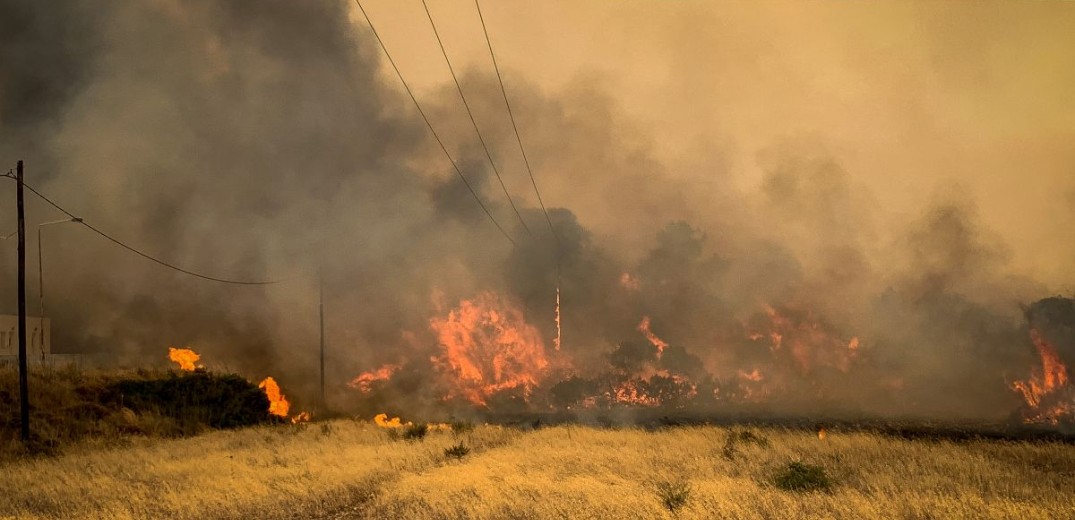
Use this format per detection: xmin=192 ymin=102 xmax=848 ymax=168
xmin=16 ymin=160 xmax=29 ymax=442
xmin=319 ymin=266 xmax=325 ymax=410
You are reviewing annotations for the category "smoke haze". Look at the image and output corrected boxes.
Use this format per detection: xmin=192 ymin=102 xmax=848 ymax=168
xmin=1 ymin=0 xmax=1072 ymax=419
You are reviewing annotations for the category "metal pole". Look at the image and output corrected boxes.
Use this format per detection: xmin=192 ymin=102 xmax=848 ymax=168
xmin=16 ymin=160 xmax=29 ymax=442
xmin=319 ymin=267 xmax=326 ymax=409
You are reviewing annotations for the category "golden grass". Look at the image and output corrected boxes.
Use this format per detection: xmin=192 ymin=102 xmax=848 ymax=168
xmin=1 ymin=421 xmax=1073 ymax=519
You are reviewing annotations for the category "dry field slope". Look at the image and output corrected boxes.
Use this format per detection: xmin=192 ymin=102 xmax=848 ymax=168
xmin=1 ymin=421 xmax=1073 ymax=520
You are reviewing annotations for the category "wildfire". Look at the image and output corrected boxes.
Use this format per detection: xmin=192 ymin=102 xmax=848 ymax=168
xmin=637 ymin=316 xmax=669 ymax=358
xmin=291 ymin=411 xmax=312 ymax=424
xmin=751 ymin=305 xmax=858 ymax=373
xmin=374 ymin=413 xmax=404 ymax=428
xmin=167 ymin=347 xmax=200 ymax=371
xmin=1012 ymin=329 xmax=1073 ymax=424
xmin=350 ymin=364 xmax=401 ymax=393
xmin=258 ymin=376 xmax=291 ymax=418
xmin=619 ymin=272 xmax=641 ymax=291
xmin=554 ymin=283 xmax=562 ymax=351
xmin=430 ymin=292 xmax=549 ymax=406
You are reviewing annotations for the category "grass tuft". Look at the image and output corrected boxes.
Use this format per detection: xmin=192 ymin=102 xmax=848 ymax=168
xmin=654 ymin=479 xmax=691 ymax=512
xmin=773 ymin=461 xmax=833 ymax=492
xmin=722 ymin=428 xmax=769 ymax=460
xmin=443 ymin=442 xmax=471 ymax=459
xmin=402 ymin=423 xmax=428 ymax=441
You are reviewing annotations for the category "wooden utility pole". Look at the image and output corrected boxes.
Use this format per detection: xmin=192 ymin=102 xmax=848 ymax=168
xmin=319 ymin=267 xmax=325 ymax=410
xmin=16 ymin=160 xmax=29 ymax=442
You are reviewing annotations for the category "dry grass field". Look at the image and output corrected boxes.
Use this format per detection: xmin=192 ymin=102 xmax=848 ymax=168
xmin=1 ymin=419 xmax=1073 ymax=520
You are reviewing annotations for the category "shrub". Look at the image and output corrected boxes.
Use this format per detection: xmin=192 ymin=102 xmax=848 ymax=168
xmin=655 ymin=479 xmax=691 ymax=512
xmin=773 ymin=461 xmax=833 ymax=492
xmin=722 ymin=429 xmax=769 ymax=460
xmin=402 ymin=423 xmax=428 ymax=441
xmin=450 ymin=421 xmax=473 ymax=435
xmin=444 ymin=442 xmax=470 ymax=459
xmin=107 ymin=371 xmax=270 ymax=430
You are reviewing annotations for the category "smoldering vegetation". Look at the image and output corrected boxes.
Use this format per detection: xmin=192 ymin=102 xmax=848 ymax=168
xmin=0 ymin=1 xmax=1071 ymax=423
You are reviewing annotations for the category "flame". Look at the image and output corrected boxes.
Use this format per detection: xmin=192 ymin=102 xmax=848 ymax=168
xmin=350 ymin=364 xmax=401 ymax=393
xmin=167 ymin=347 xmax=200 ymax=371
xmin=291 ymin=411 xmax=311 ymax=424
xmin=637 ymin=316 xmax=669 ymax=358
xmin=554 ymin=283 xmax=562 ymax=351
xmin=817 ymin=426 xmax=827 ymax=440
xmin=374 ymin=413 xmax=404 ymax=428
xmin=430 ymin=292 xmax=549 ymax=406
xmin=258 ymin=376 xmax=290 ymax=417
xmin=619 ymin=272 xmax=641 ymax=291
xmin=751 ymin=305 xmax=858 ymax=373
xmin=1012 ymin=329 xmax=1073 ymax=424
xmin=737 ymin=369 xmax=763 ymax=382
xmin=609 ymin=372 xmax=698 ymax=407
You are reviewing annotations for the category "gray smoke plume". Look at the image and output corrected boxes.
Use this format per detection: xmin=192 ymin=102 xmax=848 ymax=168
xmin=0 ymin=1 xmax=1069 ymax=420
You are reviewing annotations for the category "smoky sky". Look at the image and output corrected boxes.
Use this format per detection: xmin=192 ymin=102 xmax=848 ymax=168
xmin=0 ymin=0 xmax=1072 ymax=418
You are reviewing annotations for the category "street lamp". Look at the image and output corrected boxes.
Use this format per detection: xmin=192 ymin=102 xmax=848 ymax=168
xmin=38 ymin=217 xmax=81 ymax=361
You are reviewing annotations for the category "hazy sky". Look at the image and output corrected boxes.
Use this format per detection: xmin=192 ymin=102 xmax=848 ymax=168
xmin=356 ymin=0 xmax=1075 ymax=289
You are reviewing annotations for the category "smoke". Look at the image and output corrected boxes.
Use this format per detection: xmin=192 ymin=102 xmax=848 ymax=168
xmin=1 ymin=1 xmax=1071 ymax=420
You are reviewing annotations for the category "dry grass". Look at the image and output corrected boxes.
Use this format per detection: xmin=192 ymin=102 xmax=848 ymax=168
xmin=1 ymin=422 xmax=1073 ymax=519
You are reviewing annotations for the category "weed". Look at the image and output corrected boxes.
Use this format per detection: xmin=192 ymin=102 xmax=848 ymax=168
xmin=773 ymin=461 xmax=833 ymax=492
xmin=722 ymin=429 xmax=769 ymax=460
xmin=655 ymin=479 xmax=691 ymax=512
xmin=402 ymin=423 xmax=428 ymax=441
xmin=443 ymin=442 xmax=470 ymax=459
xmin=450 ymin=421 xmax=474 ymax=435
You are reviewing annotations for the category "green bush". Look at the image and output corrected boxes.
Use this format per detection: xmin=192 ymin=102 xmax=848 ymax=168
xmin=773 ymin=461 xmax=833 ymax=492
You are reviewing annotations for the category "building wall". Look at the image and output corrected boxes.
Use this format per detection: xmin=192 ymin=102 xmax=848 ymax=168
xmin=0 ymin=315 xmax=51 ymax=364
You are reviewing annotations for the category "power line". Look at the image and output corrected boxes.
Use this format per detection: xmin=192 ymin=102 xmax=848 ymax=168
xmin=420 ymin=0 xmax=531 ymax=238
xmin=20 ymin=181 xmax=293 ymax=285
xmin=353 ymin=0 xmax=516 ymax=247
xmin=474 ymin=0 xmax=559 ymax=245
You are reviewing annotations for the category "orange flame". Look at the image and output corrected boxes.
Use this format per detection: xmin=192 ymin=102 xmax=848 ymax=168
xmin=167 ymin=347 xmax=200 ymax=371
xmin=291 ymin=411 xmax=311 ymax=424
xmin=258 ymin=376 xmax=290 ymax=417
xmin=817 ymin=426 xmax=827 ymax=440
xmin=350 ymin=364 xmax=401 ymax=393
xmin=374 ymin=413 xmax=404 ymax=428
xmin=554 ymin=283 xmax=562 ymax=351
xmin=753 ymin=305 xmax=858 ymax=373
xmin=430 ymin=292 xmax=549 ymax=406
xmin=637 ymin=316 xmax=669 ymax=358
xmin=1012 ymin=329 xmax=1072 ymax=424
xmin=619 ymin=272 xmax=640 ymax=291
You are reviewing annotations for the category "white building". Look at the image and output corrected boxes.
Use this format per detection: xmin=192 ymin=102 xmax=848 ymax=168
xmin=0 ymin=314 xmax=51 ymax=365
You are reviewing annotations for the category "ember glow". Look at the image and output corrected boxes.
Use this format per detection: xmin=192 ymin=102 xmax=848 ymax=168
xmin=350 ymin=364 xmax=401 ymax=394
xmin=1012 ymin=329 xmax=1074 ymax=425
xmin=430 ymin=292 xmax=549 ymax=406
xmin=167 ymin=347 xmax=200 ymax=371
xmin=258 ymin=377 xmax=291 ymax=418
